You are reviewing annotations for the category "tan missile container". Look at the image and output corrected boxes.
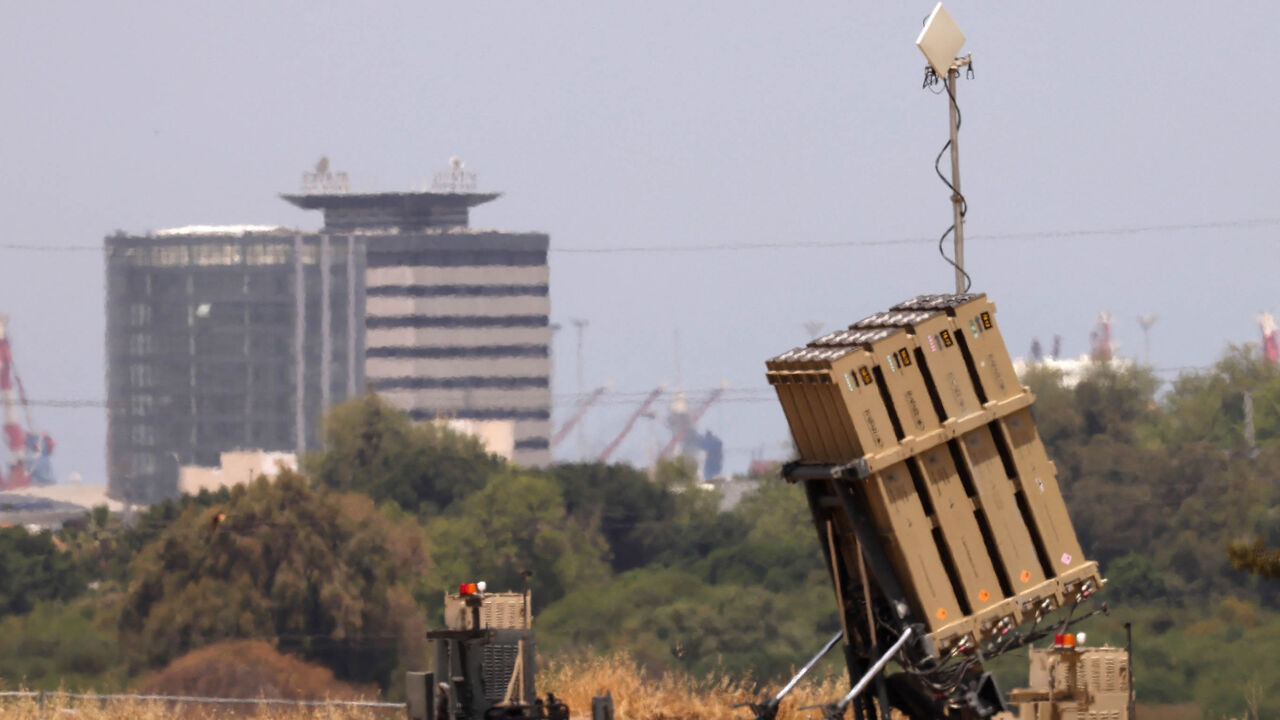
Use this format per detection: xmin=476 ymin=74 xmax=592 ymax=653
xmin=768 ymin=293 xmax=1102 ymax=652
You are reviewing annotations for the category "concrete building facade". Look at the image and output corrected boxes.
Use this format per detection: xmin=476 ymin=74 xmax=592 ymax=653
xmin=283 ymin=191 xmax=552 ymax=467
xmin=106 ymin=181 xmax=550 ymax=503
xmin=105 ymin=226 xmax=363 ymax=504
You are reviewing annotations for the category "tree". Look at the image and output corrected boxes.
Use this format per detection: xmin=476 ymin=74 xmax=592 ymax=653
xmin=1228 ymin=538 xmax=1280 ymax=582
xmin=426 ymin=471 xmax=610 ymax=610
xmin=696 ymin=480 xmax=825 ymax=593
xmin=1155 ymin=344 xmax=1280 ymax=450
xmin=309 ymin=393 xmax=504 ymax=514
xmin=118 ymin=471 xmax=429 ymax=689
xmin=0 ymin=526 xmax=86 ymax=616
xmin=59 ymin=489 xmax=232 ymax=585
xmin=546 ymin=462 xmax=680 ymax=572
xmin=136 ymin=639 xmax=369 ymax=700
xmin=0 ymin=596 xmax=121 ymax=690
xmin=537 ymin=566 xmax=838 ymax=680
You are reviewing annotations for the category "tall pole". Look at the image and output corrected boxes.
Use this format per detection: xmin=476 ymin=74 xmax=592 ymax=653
xmin=571 ymin=318 xmax=588 ymax=460
xmin=947 ymin=66 xmax=965 ymax=294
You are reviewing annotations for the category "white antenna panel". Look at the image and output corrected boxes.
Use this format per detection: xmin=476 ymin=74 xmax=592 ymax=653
xmin=916 ymin=3 xmax=966 ymax=78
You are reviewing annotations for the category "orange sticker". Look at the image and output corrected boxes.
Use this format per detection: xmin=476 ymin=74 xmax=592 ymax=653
xmin=936 ymin=608 xmax=948 ymax=621
xmin=1019 ymin=570 xmax=1032 ymax=583
xmin=977 ymin=590 xmax=990 ymax=603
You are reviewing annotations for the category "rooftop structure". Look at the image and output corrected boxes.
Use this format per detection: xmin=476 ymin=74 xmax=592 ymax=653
xmin=280 ymin=190 xmax=500 ymax=232
xmin=178 ymin=449 xmax=299 ymax=495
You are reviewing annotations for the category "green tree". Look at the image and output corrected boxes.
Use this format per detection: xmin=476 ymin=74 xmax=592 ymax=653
xmin=1228 ymin=537 xmax=1280 ymax=582
xmin=0 ymin=526 xmax=86 ymax=616
xmin=1156 ymin=344 xmax=1280 ymax=450
xmin=426 ymin=471 xmax=610 ymax=610
xmin=697 ymin=480 xmax=825 ymax=592
xmin=59 ymin=489 xmax=232 ymax=585
xmin=118 ymin=471 xmax=429 ymax=688
xmin=546 ymin=462 xmax=679 ymax=572
xmin=309 ymin=393 xmax=504 ymax=515
xmin=0 ymin=596 xmax=122 ymax=690
xmin=538 ymin=566 xmax=838 ymax=680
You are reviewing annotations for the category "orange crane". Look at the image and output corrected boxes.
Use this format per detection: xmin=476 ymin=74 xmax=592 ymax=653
xmin=598 ymin=386 xmax=664 ymax=463
xmin=550 ymin=385 xmax=608 ymax=450
xmin=0 ymin=313 xmax=54 ymax=490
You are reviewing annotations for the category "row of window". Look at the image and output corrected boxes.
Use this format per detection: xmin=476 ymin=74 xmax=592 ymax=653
xmin=366 ymin=284 xmax=549 ymax=298
xmin=365 ymin=314 xmax=549 ymax=329
xmin=366 ymin=344 xmax=549 ymax=359
xmin=366 ymin=250 xmax=546 ymax=268
xmin=407 ymin=408 xmax=551 ymax=422
xmin=122 ymin=363 xmax=316 ymax=389
xmin=371 ymin=375 xmax=549 ymax=391
xmin=115 ymin=242 xmax=326 ymax=268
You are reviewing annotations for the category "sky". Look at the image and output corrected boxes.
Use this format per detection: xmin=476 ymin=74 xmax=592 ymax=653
xmin=2 ymin=3 xmax=1279 ymax=483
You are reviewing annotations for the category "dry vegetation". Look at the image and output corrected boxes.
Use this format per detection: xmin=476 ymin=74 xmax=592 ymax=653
xmin=542 ymin=652 xmax=850 ymax=720
xmin=135 ymin=640 xmax=371 ymax=701
xmin=0 ymin=693 xmax=397 ymax=720
xmin=0 ymin=654 xmax=1238 ymax=720
xmin=0 ymin=652 xmax=851 ymax=720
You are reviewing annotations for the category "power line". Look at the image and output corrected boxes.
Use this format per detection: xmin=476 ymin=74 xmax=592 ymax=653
xmin=5 ymin=216 xmax=1280 ymax=255
xmin=23 ymin=368 xmax=1232 ymax=412
xmin=548 ymin=217 xmax=1280 ymax=254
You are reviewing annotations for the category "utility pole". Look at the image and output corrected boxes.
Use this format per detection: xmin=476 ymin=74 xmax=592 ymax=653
xmin=947 ymin=62 xmax=967 ymax=294
xmin=570 ymin=318 xmax=588 ymax=461
xmin=1137 ymin=315 xmax=1158 ymax=366
xmin=917 ymin=3 xmax=972 ymax=294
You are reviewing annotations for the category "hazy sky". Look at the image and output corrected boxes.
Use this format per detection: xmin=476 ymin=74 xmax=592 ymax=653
xmin=3 ymin=3 xmax=1279 ymax=482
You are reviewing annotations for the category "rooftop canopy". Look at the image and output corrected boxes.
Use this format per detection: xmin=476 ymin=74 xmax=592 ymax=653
xmin=281 ymin=190 xmax=501 ymax=232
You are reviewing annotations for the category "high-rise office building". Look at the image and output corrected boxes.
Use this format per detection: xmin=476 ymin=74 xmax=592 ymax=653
xmin=281 ymin=189 xmax=552 ymax=468
xmin=105 ymin=227 xmax=362 ymax=504
xmin=105 ymin=168 xmax=551 ymax=503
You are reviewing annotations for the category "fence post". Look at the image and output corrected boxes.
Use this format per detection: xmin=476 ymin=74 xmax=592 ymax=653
xmin=591 ymin=691 xmax=614 ymax=720
xmin=406 ymin=671 xmax=433 ymax=720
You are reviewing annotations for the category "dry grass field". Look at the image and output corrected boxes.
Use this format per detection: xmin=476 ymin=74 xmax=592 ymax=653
xmin=0 ymin=656 xmax=1227 ymax=720
xmin=544 ymin=652 xmax=849 ymax=720
xmin=0 ymin=652 xmax=850 ymax=720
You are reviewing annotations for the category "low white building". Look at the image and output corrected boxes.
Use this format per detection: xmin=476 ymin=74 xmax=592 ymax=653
xmin=441 ymin=418 xmax=516 ymax=461
xmin=178 ymin=450 xmax=298 ymax=495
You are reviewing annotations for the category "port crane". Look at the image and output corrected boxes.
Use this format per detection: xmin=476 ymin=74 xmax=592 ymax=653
xmin=0 ymin=313 xmax=54 ymax=490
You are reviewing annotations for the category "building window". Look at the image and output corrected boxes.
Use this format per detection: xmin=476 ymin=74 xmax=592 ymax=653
xmin=248 ymin=243 xmax=289 ymax=265
xmin=129 ymin=303 xmax=152 ymax=326
xmin=131 ymin=425 xmax=155 ymax=446
xmin=129 ymin=363 xmax=153 ymax=388
xmin=131 ymin=395 xmax=154 ymax=417
xmin=129 ymin=333 xmax=153 ymax=356
xmin=134 ymin=453 xmax=157 ymax=475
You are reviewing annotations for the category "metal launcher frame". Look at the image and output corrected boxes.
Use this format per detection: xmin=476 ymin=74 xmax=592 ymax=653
xmin=764 ymin=294 xmax=1103 ymax=720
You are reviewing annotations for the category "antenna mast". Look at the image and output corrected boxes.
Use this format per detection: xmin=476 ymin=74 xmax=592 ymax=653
xmin=917 ymin=3 xmax=972 ymax=293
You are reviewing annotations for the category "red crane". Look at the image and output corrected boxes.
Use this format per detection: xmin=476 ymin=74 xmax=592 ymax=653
xmin=1261 ymin=313 xmax=1279 ymax=365
xmin=658 ymin=386 xmax=726 ymax=460
xmin=598 ymin=386 xmax=664 ymax=463
xmin=1089 ymin=312 xmax=1114 ymax=362
xmin=0 ymin=314 xmax=54 ymax=490
xmin=550 ymin=385 xmax=608 ymax=449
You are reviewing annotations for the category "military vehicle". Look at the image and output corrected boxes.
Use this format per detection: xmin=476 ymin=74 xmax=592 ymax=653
xmin=407 ymin=582 xmax=599 ymax=720
xmin=757 ymin=293 xmax=1132 ymax=720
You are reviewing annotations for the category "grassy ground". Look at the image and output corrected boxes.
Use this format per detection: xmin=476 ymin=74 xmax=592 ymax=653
xmin=0 ymin=652 xmax=1249 ymax=719
xmin=0 ymin=653 xmax=852 ymax=720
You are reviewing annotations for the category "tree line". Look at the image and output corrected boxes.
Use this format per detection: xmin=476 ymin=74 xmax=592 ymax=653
xmin=2 ymin=344 xmax=1280 ymax=714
